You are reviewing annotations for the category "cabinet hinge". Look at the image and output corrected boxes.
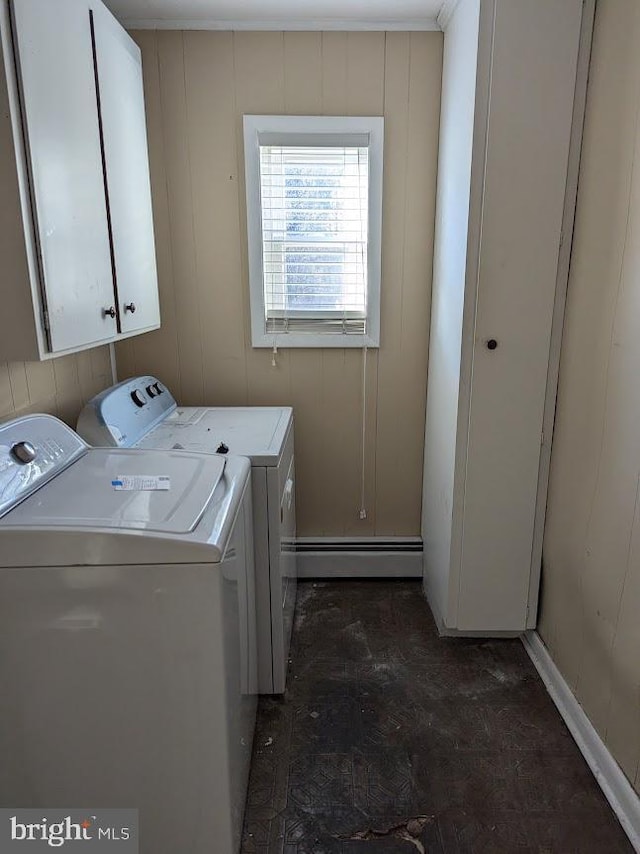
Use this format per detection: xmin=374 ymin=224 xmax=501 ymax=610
xmin=43 ymin=309 xmax=50 ymax=332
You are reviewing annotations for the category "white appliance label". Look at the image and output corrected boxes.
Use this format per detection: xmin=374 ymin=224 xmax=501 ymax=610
xmin=111 ymin=475 xmax=171 ymax=491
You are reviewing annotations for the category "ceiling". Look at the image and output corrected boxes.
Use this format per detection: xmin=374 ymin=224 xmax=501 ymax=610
xmin=103 ymin=0 xmax=446 ymax=30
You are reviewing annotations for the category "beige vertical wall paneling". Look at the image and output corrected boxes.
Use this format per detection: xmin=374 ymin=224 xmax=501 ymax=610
xmin=317 ymin=33 xmax=353 ymax=537
xmin=120 ymin=30 xmax=442 ymax=537
xmin=8 ymin=362 xmax=29 ymax=412
xmin=376 ymin=32 xmax=441 ymax=535
xmin=284 ymin=32 xmax=322 ymax=113
xmin=234 ymin=32 xmax=291 ymax=408
xmin=0 ymin=347 xmax=114 ymax=427
xmin=184 ymin=31 xmax=248 ymax=405
xmin=52 ymin=354 xmax=81 ymax=425
xmin=376 ymin=32 xmax=411 ymax=534
xmin=339 ymin=32 xmax=384 ymax=537
xmin=338 ymin=38 xmax=380 ymax=531
xmin=541 ymin=0 xmax=640 ymax=792
xmin=0 ymin=365 xmax=12 ymax=415
xmin=403 ymin=33 xmax=441 ymax=514
xmin=157 ymin=31 xmax=205 ymax=404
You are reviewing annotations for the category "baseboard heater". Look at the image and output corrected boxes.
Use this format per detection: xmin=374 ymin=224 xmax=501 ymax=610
xmin=295 ymin=537 xmax=423 ymax=579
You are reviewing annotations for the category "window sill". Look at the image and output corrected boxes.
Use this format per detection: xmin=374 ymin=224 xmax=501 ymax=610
xmin=251 ymin=331 xmax=379 ymax=349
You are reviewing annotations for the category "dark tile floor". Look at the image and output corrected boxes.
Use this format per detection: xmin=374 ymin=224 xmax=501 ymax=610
xmin=241 ymin=581 xmax=632 ymax=853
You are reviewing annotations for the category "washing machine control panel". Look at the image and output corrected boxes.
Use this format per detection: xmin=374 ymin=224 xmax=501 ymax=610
xmin=77 ymin=376 xmax=177 ymax=448
xmin=0 ymin=415 xmax=87 ymax=517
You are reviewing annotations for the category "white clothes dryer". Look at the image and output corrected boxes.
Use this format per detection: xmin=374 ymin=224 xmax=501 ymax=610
xmin=0 ymin=414 xmax=257 ymax=854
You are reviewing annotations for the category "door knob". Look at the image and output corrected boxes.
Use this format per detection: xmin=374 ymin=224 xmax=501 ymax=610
xmin=103 ymin=306 xmax=116 ymax=319
xmin=486 ymin=339 xmax=498 ymax=351
xmin=124 ymin=302 xmax=136 ymax=314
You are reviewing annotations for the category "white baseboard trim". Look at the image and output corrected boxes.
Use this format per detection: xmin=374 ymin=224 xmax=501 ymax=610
xmin=522 ymin=631 xmax=640 ymax=852
xmin=296 ymin=537 xmax=422 ymax=578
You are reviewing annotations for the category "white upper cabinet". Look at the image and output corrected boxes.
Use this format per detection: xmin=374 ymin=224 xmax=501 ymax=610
xmin=10 ymin=0 xmax=116 ymax=352
xmin=0 ymin=0 xmax=160 ymax=361
xmin=91 ymin=3 xmax=160 ymax=336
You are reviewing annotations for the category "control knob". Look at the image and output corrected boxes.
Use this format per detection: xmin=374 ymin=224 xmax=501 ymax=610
xmin=130 ymin=389 xmax=147 ymax=408
xmin=11 ymin=441 xmax=37 ymax=464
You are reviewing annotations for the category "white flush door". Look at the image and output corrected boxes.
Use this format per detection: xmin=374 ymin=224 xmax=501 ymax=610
xmin=455 ymin=0 xmax=583 ymax=630
xmin=11 ymin=0 xmax=116 ymax=352
xmin=91 ymin=3 xmax=160 ymax=336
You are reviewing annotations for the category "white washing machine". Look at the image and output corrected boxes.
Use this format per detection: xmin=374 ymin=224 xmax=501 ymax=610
xmin=0 ymin=414 xmax=257 ymax=854
xmin=78 ymin=377 xmax=297 ymax=694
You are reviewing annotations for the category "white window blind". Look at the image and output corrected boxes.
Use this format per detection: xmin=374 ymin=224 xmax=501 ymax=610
xmin=244 ymin=115 xmax=383 ymax=348
xmin=259 ymin=144 xmax=369 ymax=336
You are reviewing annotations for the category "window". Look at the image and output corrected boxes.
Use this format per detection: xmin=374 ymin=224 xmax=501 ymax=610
xmin=243 ymin=115 xmax=383 ymax=348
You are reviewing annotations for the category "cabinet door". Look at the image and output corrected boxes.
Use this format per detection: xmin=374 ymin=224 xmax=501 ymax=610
xmin=455 ymin=0 xmax=583 ymax=631
xmin=91 ymin=3 xmax=160 ymax=336
xmin=11 ymin=0 xmax=117 ymax=351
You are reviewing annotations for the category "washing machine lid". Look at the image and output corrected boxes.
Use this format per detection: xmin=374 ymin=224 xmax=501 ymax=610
xmin=140 ymin=406 xmax=292 ymax=465
xmin=4 ymin=448 xmax=226 ymax=534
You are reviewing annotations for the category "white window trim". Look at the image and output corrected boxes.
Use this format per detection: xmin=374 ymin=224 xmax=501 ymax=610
xmin=243 ymin=114 xmax=383 ymax=349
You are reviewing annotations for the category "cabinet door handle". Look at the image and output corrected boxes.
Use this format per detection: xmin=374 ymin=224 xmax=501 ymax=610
xmin=103 ymin=306 xmax=116 ymax=319
xmin=124 ymin=302 xmax=136 ymax=314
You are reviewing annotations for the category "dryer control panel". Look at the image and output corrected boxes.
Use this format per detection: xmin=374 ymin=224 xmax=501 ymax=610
xmin=0 ymin=415 xmax=87 ymax=517
xmin=77 ymin=375 xmax=177 ymax=448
